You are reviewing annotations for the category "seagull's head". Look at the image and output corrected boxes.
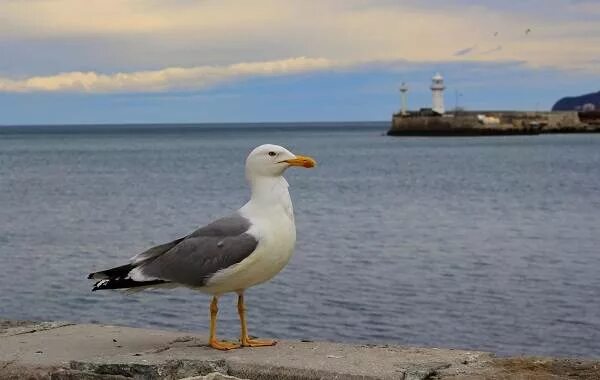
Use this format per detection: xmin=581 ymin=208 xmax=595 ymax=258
xmin=245 ymin=144 xmax=316 ymax=179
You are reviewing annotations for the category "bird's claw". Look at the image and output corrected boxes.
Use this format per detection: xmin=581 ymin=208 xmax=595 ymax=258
xmin=241 ymin=338 xmax=277 ymax=347
xmin=209 ymin=339 xmax=241 ymax=350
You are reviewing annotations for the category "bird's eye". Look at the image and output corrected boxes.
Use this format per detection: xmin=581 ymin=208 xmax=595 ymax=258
xmin=268 ymin=151 xmax=277 ymax=157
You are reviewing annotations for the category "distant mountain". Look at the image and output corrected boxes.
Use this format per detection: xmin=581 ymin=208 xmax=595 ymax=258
xmin=552 ymin=91 xmax=600 ymax=111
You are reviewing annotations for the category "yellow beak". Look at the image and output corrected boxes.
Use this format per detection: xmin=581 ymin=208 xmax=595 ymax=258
xmin=283 ymin=155 xmax=317 ymax=168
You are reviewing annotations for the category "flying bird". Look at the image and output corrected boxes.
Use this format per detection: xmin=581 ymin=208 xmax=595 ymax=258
xmin=88 ymin=144 xmax=316 ymax=350
xmin=525 ymin=28 xmax=531 ymax=35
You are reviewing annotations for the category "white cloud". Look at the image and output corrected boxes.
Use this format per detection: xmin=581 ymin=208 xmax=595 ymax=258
xmin=0 ymin=57 xmax=337 ymax=93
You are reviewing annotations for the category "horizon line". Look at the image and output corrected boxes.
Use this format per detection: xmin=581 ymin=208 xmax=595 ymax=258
xmin=0 ymin=120 xmax=390 ymax=128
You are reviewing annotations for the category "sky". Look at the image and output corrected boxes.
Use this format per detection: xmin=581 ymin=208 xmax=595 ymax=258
xmin=1 ymin=0 xmax=599 ymax=124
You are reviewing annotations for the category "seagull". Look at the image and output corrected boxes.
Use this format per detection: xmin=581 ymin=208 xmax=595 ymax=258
xmin=88 ymin=144 xmax=316 ymax=350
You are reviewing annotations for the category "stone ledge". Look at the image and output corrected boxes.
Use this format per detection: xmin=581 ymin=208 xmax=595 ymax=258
xmin=0 ymin=320 xmax=598 ymax=380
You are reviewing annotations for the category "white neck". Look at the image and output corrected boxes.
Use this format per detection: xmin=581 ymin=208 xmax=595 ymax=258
xmin=241 ymin=175 xmax=293 ymax=218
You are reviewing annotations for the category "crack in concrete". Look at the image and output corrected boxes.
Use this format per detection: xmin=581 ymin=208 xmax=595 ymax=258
xmin=4 ymin=321 xmax=75 ymax=337
xmin=0 ymin=360 xmax=17 ymax=371
xmin=405 ymin=362 xmax=451 ymax=380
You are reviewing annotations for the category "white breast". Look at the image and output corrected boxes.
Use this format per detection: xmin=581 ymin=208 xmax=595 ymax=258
xmin=201 ymin=177 xmax=297 ymax=295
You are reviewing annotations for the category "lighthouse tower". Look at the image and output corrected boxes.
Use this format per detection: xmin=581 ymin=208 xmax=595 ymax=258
xmin=430 ymin=72 xmax=446 ymax=115
xmin=399 ymin=82 xmax=409 ymax=115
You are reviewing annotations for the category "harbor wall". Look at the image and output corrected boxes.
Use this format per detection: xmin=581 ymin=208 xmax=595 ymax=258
xmin=388 ymin=110 xmax=599 ymax=136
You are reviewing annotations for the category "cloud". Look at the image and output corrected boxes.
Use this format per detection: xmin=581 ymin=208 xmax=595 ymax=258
xmin=0 ymin=57 xmax=337 ymax=93
xmin=1 ymin=0 xmax=599 ymax=89
xmin=454 ymin=46 xmax=478 ymax=57
xmin=481 ymin=45 xmax=503 ymax=55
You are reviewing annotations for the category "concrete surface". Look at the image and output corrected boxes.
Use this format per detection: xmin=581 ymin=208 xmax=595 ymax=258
xmin=1 ymin=320 xmax=598 ymax=379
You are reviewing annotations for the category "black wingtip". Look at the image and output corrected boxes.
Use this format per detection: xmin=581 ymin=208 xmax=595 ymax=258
xmin=87 ymin=273 xmax=94 ymax=279
xmin=91 ymin=278 xmax=168 ymax=291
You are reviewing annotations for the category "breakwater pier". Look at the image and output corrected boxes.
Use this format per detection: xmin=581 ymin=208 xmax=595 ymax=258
xmin=391 ymin=72 xmax=600 ymax=136
xmin=388 ymin=110 xmax=600 ymax=136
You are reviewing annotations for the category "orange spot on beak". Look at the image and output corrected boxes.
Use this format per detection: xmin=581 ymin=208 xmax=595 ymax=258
xmin=284 ymin=155 xmax=317 ymax=168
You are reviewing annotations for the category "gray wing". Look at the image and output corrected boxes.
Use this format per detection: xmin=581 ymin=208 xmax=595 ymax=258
xmin=131 ymin=237 xmax=186 ymax=264
xmin=132 ymin=213 xmax=258 ymax=287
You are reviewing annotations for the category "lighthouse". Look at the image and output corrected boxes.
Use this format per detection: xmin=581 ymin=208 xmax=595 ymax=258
xmin=430 ymin=72 xmax=446 ymax=115
xmin=399 ymin=82 xmax=409 ymax=115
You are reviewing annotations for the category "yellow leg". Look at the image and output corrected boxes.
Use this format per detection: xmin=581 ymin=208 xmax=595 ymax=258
xmin=209 ymin=296 xmax=240 ymax=350
xmin=237 ymin=292 xmax=277 ymax=347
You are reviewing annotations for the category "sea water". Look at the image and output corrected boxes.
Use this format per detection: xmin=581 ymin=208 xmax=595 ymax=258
xmin=1 ymin=123 xmax=599 ymax=357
